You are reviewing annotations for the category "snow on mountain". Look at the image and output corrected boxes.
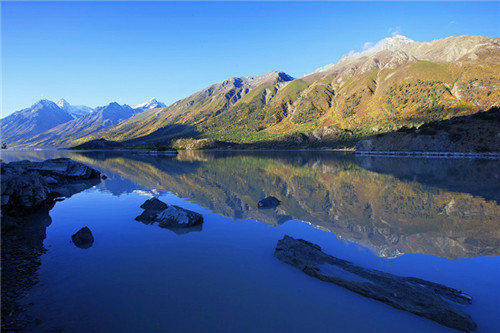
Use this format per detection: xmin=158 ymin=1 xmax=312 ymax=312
xmin=356 ymin=35 xmax=415 ymax=57
xmin=312 ymin=35 xmax=415 ymax=74
xmin=133 ymin=98 xmax=166 ymax=110
xmin=56 ymin=99 xmax=93 ymax=118
xmin=1 ymin=99 xmax=74 ymax=144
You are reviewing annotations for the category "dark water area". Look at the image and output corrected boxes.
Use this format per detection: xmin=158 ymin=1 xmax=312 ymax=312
xmin=1 ymin=150 xmax=499 ymax=333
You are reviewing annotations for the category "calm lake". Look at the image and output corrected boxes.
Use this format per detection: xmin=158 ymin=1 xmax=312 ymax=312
xmin=2 ymin=150 xmax=500 ymax=333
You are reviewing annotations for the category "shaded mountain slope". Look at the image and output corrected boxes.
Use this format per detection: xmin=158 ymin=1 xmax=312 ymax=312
xmin=1 ymin=100 xmax=73 ymax=145
xmin=356 ymin=106 xmax=500 ymax=153
xmin=19 ymin=102 xmax=138 ymax=148
xmin=93 ymin=71 xmax=295 ymax=144
xmin=85 ymin=35 xmax=500 ymax=146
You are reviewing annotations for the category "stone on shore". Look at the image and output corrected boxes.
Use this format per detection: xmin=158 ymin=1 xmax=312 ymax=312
xmin=72 ymin=227 xmax=94 ymax=249
xmin=275 ymin=235 xmax=477 ymax=332
xmin=1 ymin=158 xmax=101 ymax=217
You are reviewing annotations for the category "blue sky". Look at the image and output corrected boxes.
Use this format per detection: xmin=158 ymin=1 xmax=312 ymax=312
xmin=1 ymin=1 xmax=499 ymax=117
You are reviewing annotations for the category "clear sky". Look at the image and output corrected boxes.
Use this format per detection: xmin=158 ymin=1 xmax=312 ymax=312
xmin=1 ymin=1 xmax=499 ymax=117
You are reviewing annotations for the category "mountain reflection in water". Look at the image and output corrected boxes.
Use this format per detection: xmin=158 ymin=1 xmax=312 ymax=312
xmin=5 ymin=150 xmax=499 ymax=260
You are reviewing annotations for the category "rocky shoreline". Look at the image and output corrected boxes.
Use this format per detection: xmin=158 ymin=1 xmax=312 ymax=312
xmin=1 ymin=158 xmax=102 ymax=332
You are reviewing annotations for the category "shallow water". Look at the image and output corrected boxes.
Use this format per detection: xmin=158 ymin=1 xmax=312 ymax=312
xmin=2 ymin=150 xmax=500 ymax=333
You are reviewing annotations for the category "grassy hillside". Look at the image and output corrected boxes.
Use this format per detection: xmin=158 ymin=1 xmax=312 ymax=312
xmin=90 ymin=56 xmax=498 ymax=148
xmin=13 ymin=35 xmax=499 ymax=148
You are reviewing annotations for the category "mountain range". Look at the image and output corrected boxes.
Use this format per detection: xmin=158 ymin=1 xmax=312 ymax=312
xmin=1 ymin=98 xmax=165 ymax=147
xmin=2 ymin=34 xmax=499 ymax=148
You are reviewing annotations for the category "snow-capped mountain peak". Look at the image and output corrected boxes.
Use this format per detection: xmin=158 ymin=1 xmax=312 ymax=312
xmin=56 ymin=98 xmax=70 ymax=109
xmin=133 ymin=98 xmax=166 ymax=110
xmin=56 ymin=98 xmax=93 ymax=119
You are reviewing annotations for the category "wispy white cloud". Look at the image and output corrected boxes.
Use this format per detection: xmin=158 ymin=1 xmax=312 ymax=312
xmin=388 ymin=26 xmax=402 ymax=36
xmin=362 ymin=42 xmax=375 ymax=51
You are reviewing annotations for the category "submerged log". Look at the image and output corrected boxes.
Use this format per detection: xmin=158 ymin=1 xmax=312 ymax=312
xmin=275 ymin=235 xmax=477 ymax=332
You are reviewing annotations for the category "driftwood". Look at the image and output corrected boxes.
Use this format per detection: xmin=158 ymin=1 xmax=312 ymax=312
xmin=275 ymin=235 xmax=476 ymax=332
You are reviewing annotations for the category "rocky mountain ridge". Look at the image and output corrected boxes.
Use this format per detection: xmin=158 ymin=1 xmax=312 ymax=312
xmin=89 ymin=34 xmax=500 ymax=147
xmin=1 ymin=98 xmax=166 ymax=147
xmin=0 ymin=100 xmax=74 ymax=144
xmin=19 ymin=102 xmax=139 ymax=147
xmin=2 ymin=34 xmax=499 ymax=148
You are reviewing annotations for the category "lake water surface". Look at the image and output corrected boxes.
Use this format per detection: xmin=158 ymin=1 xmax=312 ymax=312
xmin=2 ymin=150 xmax=500 ymax=333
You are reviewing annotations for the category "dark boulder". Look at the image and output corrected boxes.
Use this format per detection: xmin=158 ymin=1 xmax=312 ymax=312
xmin=135 ymin=210 xmax=159 ymax=224
xmin=258 ymin=196 xmax=281 ymax=209
xmin=155 ymin=205 xmax=203 ymax=228
xmin=136 ymin=198 xmax=204 ymax=230
xmin=72 ymin=227 xmax=94 ymax=249
xmin=135 ymin=198 xmax=169 ymax=224
xmin=140 ymin=198 xmax=168 ymax=211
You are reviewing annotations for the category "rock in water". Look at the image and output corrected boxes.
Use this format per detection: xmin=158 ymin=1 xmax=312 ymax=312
xmin=72 ymin=227 xmax=94 ymax=249
xmin=155 ymin=206 xmax=203 ymax=228
xmin=140 ymin=198 xmax=168 ymax=211
xmin=136 ymin=198 xmax=203 ymax=230
xmin=258 ymin=196 xmax=281 ymax=209
xmin=136 ymin=198 xmax=169 ymax=224
xmin=275 ymin=235 xmax=477 ymax=332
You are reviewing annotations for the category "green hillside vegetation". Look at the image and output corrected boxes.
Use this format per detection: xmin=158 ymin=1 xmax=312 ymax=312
xmin=7 ymin=35 xmax=499 ymax=149
xmin=112 ymin=61 xmax=496 ymax=147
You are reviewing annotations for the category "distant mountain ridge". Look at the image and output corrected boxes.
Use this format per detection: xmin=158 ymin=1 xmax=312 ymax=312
xmin=1 ymin=98 xmax=165 ymax=147
xmin=2 ymin=34 xmax=499 ymax=148
xmin=1 ymin=100 xmax=73 ymax=144
xmin=19 ymin=102 xmax=138 ymax=147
